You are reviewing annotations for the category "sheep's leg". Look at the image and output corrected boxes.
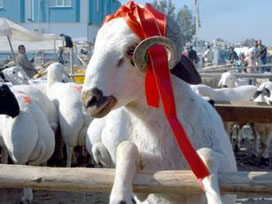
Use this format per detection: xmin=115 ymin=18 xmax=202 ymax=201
xmin=55 ymin=126 xmax=64 ymax=161
xmin=18 ymin=163 xmax=33 ymax=204
xmin=66 ymin=144 xmax=73 ymax=167
xmin=224 ymin=122 xmax=234 ymax=149
xmin=20 ymin=188 xmax=33 ymax=204
xmin=252 ymin=129 xmax=260 ymax=158
xmin=232 ymin=124 xmax=240 ymax=152
xmin=1 ymin=146 xmax=8 ymax=164
xmin=197 ymin=148 xmax=236 ymax=204
xmin=92 ymin=141 xmax=112 ymax=167
xmin=110 ymin=141 xmax=139 ymax=204
xmin=72 ymin=150 xmax=77 ymax=165
xmin=259 ymin=133 xmax=272 ymax=165
xmin=237 ymin=125 xmax=244 ymax=151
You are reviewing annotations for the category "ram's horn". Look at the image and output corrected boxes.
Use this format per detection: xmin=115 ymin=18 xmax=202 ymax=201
xmin=165 ymin=16 xmax=184 ymax=61
xmin=133 ymin=36 xmax=178 ymax=72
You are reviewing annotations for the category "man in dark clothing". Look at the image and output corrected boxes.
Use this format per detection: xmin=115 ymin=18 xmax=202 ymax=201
xmin=187 ymin=46 xmax=199 ymax=64
xmin=16 ymin=45 xmax=37 ymax=78
xmin=58 ymin=47 xmax=64 ymax=65
xmin=229 ymin=47 xmax=239 ymax=64
xmin=60 ymin=33 xmax=73 ymax=48
xmin=258 ymin=40 xmax=267 ymax=65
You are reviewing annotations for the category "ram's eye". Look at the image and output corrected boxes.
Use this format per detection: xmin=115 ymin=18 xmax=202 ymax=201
xmin=126 ymin=44 xmax=138 ymax=66
xmin=127 ymin=45 xmax=136 ymax=56
xmin=117 ymin=58 xmax=124 ymax=68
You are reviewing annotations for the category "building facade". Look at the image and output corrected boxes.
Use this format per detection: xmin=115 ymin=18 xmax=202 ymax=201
xmin=0 ymin=0 xmax=121 ymax=42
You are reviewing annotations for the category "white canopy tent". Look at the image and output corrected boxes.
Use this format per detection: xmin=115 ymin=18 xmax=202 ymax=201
xmin=0 ymin=18 xmax=63 ymax=63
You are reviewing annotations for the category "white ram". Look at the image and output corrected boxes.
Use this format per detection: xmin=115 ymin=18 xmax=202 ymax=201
xmin=218 ymin=72 xmax=250 ymax=88
xmin=82 ymin=16 xmax=237 ymax=204
xmin=47 ymin=62 xmax=92 ymax=167
xmin=0 ymin=84 xmax=55 ymax=204
xmin=191 ymin=84 xmax=257 ymax=151
xmin=251 ymin=81 xmax=272 ymax=165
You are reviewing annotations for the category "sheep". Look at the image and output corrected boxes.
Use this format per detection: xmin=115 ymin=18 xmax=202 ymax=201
xmin=191 ymin=84 xmax=257 ymax=151
xmin=81 ymin=7 xmax=237 ymax=204
xmin=46 ymin=62 xmax=92 ymax=167
xmin=0 ymin=65 xmax=76 ymax=164
xmin=1 ymin=66 xmax=31 ymax=85
xmin=217 ymin=73 xmax=258 ymax=149
xmin=0 ymin=84 xmax=55 ymax=204
xmin=0 ymin=66 xmax=73 ymax=86
xmin=0 ymin=83 xmax=20 ymax=164
xmin=251 ymin=81 xmax=272 ymax=165
xmin=11 ymin=85 xmax=59 ymax=133
xmin=218 ymin=72 xmax=271 ymax=156
xmin=0 ymin=84 xmax=60 ymax=165
xmin=191 ymin=84 xmax=257 ymax=101
xmin=218 ymin=72 xmax=252 ymax=88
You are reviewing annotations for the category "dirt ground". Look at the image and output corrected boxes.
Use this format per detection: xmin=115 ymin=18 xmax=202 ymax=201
xmin=0 ymin=127 xmax=271 ymax=204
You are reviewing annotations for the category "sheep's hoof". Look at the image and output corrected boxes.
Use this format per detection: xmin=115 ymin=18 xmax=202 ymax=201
xmin=260 ymin=157 xmax=270 ymax=166
xmin=118 ymin=198 xmax=136 ymax=204
xmin=19 ymin=200 xmax=32 ymax=204
xmin=251 ymin=154 xmax=257 ymax=159
xmin=234 ymin=145 xmax=239 ymax=153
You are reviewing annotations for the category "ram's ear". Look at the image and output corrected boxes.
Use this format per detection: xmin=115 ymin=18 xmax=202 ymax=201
xmin=218 ymin=78 xmax=223 ymax=87
xmin=263 ymin=88 xmax=271 ymax=97
xmin=170 ymin=54 xmax=202 ymax=84
xmin=252 ymin=90 xmax=262 ymax=100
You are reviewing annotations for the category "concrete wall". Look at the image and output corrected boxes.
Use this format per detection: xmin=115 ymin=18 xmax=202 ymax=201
xmin=1 ymin=0 xmax=121 ymax=42
xmin=30 ymin=0 xmax=80 ymax=23
xmin=89 ymin=0 xmax=121 ymax=26
xmin=0 ymin=0 xmax=25 ymax=22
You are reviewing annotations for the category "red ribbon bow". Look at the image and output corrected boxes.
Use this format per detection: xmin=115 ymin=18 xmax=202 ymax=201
xmin=104 ymin=1 xmax=210 ymax=184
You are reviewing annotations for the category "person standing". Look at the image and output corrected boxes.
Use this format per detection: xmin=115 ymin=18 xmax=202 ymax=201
xmin=258 ymin=40 xmax=267 ymax=65
xmin=202 ymin=45 xmax=214 ymax=67
xmin=244 ymin=49 xmax=258 ymax=73
xmin=187 ymin=46 xmax=199 ymax=65
xmin=16 ymin=45 xmax=37 ymax=78
xmin=229 ymin=47 xmax=239 ymax=64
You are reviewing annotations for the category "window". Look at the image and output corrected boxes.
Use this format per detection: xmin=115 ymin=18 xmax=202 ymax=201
xmin=104 ymin=1 xmax=108 ymax=14
xmin=50 ymin=0 xmax=72 ymax=7
xmin=96 ymin=0 xmax=100 ymax=12
xmin=0 ymin=0 xmax=3 ymax=8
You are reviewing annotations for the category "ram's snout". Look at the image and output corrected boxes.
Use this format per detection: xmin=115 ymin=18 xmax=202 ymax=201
xmin=81 ymin=88 xmax=117 ymax=118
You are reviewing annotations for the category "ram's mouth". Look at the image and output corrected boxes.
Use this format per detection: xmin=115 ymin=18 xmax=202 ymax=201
xmin=84 ymin=95 xmax=117 ymax=118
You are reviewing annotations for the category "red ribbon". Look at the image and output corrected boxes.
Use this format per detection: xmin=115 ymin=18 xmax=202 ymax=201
xmin=104 ymin=1 xmax=210 ymax=183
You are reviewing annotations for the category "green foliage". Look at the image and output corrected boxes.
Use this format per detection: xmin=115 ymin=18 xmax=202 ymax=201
xmin=176 ymin=5 xmax=197 ymax=42
xmin=152 ymin=0 xmax=175 ymax=19
xmin=152 ymin=0 xmax=197 ymax=43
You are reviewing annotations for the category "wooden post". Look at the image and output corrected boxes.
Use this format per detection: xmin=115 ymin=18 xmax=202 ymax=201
xmin=7 ymin=35 xmax=16 ymax=65
xmin=70 ymin=48 xmax=73 ymax=74
xmin=0 ymin=165 xmax=272 ymax=195
xmin=200 ymin=73 xmax=272 ymax=79
xmin=215 ymin=101 xmax=272 ymax=124
xmin=41 ymin=50 xmax=45 ymax=65
xmin=53 ymin=39 xmax=57 ymax=61
xmin=201 ymin=64 xmax=272 ymax=73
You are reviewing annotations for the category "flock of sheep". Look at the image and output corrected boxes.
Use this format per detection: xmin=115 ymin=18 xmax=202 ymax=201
xmin=0 ymin=63 xmax=93 ymax=203
xmin=193 ymin=72 xmax=272 ymax=166
xmin=0 ymin=12 xmax=271 ymax=204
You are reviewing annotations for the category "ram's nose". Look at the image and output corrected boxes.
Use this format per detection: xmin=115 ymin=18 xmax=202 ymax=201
xmin=81 ymin=87 xmax=103 ymax=109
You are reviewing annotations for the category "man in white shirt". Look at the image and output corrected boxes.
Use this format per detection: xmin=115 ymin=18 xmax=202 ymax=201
xmin=16 ymin=45 xmax=37 ymax=78
xmin=202 ymin=45 xmax=214 ymax=67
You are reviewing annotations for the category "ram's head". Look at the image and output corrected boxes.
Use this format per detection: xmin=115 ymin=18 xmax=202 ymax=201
xmin=0 ymin=84 xmax=20 ymax=118
xmin=82 ymin=15 xmax=200 ymax=118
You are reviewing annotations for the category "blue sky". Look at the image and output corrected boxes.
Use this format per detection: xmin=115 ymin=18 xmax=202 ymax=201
xmin=119 ymin=0 xmax=272 ymax=46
